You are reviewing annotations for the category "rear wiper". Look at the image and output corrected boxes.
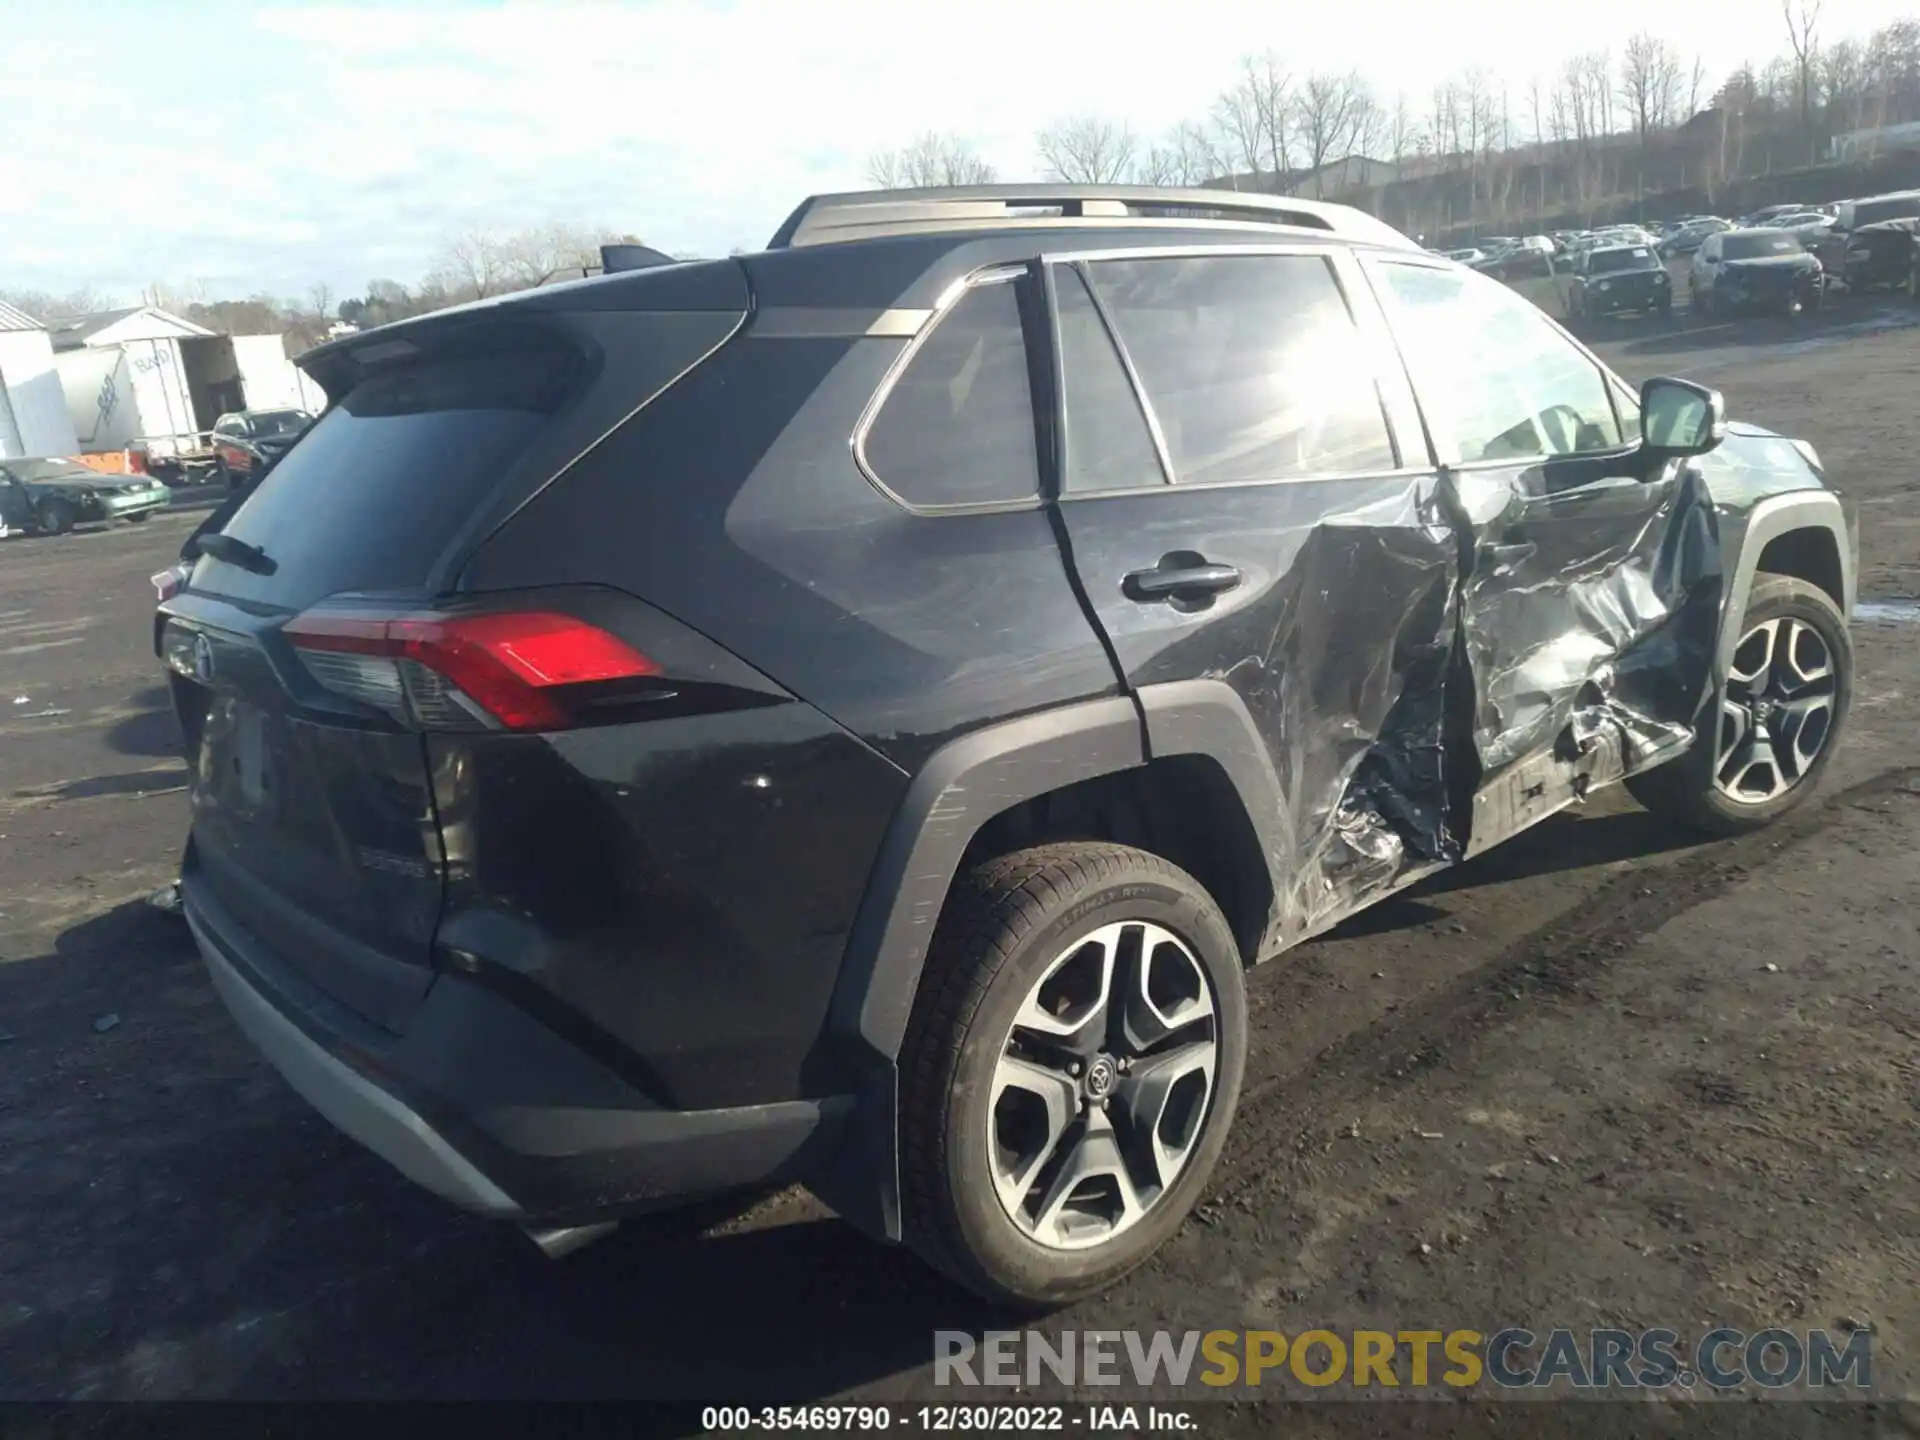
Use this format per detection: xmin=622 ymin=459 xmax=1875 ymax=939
xmin=196 ymin=532 xmax=277 ymax=576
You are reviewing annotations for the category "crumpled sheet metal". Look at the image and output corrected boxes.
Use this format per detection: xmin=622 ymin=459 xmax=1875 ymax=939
xmin=1223 ymin=459 xmax=1722 ymax=952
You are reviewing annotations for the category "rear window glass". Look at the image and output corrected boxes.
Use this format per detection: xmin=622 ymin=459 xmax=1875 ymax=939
xmin=197 ymin=345 xmax=576 ymax=605
xmin=863 ymin=278 xmax=1041 ymax=508
xmin=1588 ymin=248 xmax=1655 ymax=273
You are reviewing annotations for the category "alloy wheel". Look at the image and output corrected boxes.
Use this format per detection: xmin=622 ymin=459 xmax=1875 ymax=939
xmin=1714 ymin=616 xmax=1837 ymax=804
xmin=987 ymin=920 xmax=1218 ymax=1251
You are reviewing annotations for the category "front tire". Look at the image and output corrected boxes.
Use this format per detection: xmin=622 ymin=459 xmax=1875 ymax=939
xmin=898 ymin=843 xmax=1248 ymax=1308
xmin=1626 ymin=573 xmax=1851 ymax=836
xmin=34 ymin=498 xmax=77 ymax=536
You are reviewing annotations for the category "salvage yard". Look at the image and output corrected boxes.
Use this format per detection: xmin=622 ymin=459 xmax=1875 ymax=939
xmin=2 ymin=301 xmax=1918 ymax=1412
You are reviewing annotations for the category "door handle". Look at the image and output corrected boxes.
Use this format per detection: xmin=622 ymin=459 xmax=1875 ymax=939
xmin=1123 ymin=560 xmax=1242 ymax=604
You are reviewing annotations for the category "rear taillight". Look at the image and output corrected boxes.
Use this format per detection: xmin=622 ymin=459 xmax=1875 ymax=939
xmin=126 ymin=448 xmax=148 ymax=475
xmin=283 ymin=608 xmax=661 ymax=732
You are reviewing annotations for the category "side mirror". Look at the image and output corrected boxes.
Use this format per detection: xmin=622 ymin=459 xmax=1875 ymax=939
xmin=1640 ymin=377 xmax=1727 ymax=459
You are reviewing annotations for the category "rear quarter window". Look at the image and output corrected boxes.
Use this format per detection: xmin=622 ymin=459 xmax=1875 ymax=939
xmin=861 ymin=277 xmax=1041 ymax=509
xmin=195 ymin=344 xmax=579 ymax=607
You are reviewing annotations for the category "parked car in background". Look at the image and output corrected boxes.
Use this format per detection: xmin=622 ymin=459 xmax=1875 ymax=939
xmin=1837 ymin=215 xmax=1920 ymax=292
xmin=1763 ymin=211 xmax=1837 ymax=247
xmin=1567 ymin=243 xmax=1673 ymax=317
xmin=1659 ymin=218 xmax=1730 ymax=257
xmin=210 ymin=408 xmax=315 ymax=489
xmin=151 ymin=183 xmax=1857 ymax=1307
xmin=0 ymin=457 xmax=171 ymax=536
xmin=1476 ymin=247 xmax=1556 ymax=280
xmin=1816 ymin=191 xmax=1920 ymax=281
xmin=1691 ymin=228 xmax=1825 ymax=316
xmin=1445 ymin=246 xmax=1488 ymax=265
xmin=1737 ymin=203 xmax=1813 ymax=228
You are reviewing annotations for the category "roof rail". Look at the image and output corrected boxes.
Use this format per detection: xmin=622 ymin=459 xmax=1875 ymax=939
xmin=765 ymin=184 xmax=1420 ymax=252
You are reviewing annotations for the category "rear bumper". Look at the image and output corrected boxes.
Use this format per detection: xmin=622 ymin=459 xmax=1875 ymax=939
xmin=185 ymin=874 xmax=852 ymax=1224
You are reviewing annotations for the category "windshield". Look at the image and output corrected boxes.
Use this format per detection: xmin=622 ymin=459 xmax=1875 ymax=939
xmin=1853 ymin=196 xmax=1920 ymax=227
xmin=1588 ymin=247 xmax=1657 ymax=274
xmin=1723 ymin=232 xmax=1804 ymax=259
xmin=247 ymin=410 xmax=313 ymax=438
xmin=7 ymin=459 xmax=101 ymax=483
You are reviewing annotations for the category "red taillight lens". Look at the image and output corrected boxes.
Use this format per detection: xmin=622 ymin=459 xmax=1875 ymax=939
xmin=125 ymin=448 xmax=148 ymax=475
xmin=284 ymin=608 xmax=660 ymax=731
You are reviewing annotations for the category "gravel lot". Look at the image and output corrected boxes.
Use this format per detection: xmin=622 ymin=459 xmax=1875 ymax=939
xmin=2 ymin=301 xmax=1917 ymax=1419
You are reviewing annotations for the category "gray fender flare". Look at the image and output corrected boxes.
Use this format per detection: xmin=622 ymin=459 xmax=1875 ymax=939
xmin=813 ymin=684 xmax=1287 ymax=1242
xmin=1719 ymin=490 xmax=1855 ymax=676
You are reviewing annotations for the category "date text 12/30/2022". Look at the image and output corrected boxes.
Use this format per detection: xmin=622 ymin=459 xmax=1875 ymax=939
xmin=702 ymin=1406 xmax=1195 ymax=1432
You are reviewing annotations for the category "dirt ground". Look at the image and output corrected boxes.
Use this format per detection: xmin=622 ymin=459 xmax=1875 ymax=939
xmin=1 ymin=296 xmax=1917 ymax=1421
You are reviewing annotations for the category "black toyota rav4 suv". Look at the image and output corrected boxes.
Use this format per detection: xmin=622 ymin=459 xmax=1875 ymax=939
xmin=158 ymin=185 xmax=1856 ymax=1306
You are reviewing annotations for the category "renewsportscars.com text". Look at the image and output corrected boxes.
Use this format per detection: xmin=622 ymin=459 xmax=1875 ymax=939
xmin=935 ymin=1327 xmax=1873 ymax=1392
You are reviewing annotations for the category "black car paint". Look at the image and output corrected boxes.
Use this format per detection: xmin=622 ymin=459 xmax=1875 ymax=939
xmin=1696 ymin=236 xmax=1825 ymax=315
xmin=1839 ymin=218 xmax=1920 ymax=290
xmin=1569 ymin=249 xmax=1672 ymax=315
xmin=159 ymin=232 xmax=1845 ymax=1240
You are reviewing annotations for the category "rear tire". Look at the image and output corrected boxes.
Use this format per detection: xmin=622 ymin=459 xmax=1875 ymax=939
xmin=898 ymin=842 xmax=1247 ymax=1308
xmin=125 ymin=511 xmax=151 ymax=524
xmin=1626 ymin=573 xmax=1851 ymax=836
xmin=34 ymin=498 xmax=76 ymax=536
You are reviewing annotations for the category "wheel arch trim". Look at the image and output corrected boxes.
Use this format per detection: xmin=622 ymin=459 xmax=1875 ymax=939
xmin=1721 ymin=491 xmax=1854 ymax=677
xmin=815 ymin=684 xmax=1286 ymax=1243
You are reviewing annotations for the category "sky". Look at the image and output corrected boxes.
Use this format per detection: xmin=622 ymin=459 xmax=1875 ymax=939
xmin=2 ymin=0 xmax=1915 ymax=306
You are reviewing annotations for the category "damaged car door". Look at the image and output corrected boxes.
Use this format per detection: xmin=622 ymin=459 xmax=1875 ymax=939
xmin=1363 ymin=255 xmax=1723 ymax=857
xmin=1048 ymin=247 xmax=1462 ymax=949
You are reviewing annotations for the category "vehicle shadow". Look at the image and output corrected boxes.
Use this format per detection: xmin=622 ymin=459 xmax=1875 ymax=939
xmin=0 ymin=900 xmax=998 ymax=1404
xmin=104 ymin=685 xmax=181 ymax=759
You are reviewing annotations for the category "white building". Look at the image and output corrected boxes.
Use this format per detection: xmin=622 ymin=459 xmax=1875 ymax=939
xmin=0 ymin=301 xmax=81 ymax=458
xmin=1830 ymin=120 xmax=1920 ymax=163
xmin=50 ymin=306 xmax=324 ymax=454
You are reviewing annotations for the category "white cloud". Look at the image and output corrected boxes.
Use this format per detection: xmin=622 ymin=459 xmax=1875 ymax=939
xmin=6 ymin=0 xmax=1918 ymax=300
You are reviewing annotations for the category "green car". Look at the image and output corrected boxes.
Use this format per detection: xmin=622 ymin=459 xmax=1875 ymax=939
xmin=0 ymin=457 xmax=171 ymax=537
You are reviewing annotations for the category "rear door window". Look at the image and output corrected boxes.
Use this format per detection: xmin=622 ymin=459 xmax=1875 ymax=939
xmin=1083 ymin=253 xmax=1397 ymax=484
xmin=862 ymin=276 xmax=1041 ymax=509
xmin=1054 ymin=266 xmax=1166 ymax=494
xmin=195 ymin=344 xmax=579 ymax=607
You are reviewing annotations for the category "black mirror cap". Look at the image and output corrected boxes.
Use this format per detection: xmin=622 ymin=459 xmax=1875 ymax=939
xmin=1640 ymin=376 xmax=1728 ymax=460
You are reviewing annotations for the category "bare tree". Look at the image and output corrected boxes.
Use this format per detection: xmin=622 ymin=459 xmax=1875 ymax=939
xmin=1387 ymin=92 xmax=1420 ymax=172
xmin=1293 ymin=71 xmax=1372 ymax=197
xmin=1137 ymin=122 xmax=1221 ymax=186
xmin=433 ymin=229 xmax=511 ymax=301
xmin=1035 ymin=115 xmax=1137 ymax=184
xmin=1212 ymin=53 xmax=1293 ymax=187
xmin=866 ymin=132 xmax=997 ymax=188
xmin=1622 ymin=32 xmax=1685 ymax=144
xmin=0 ymin=287 xmax=118 ymax=323
xmin=1784 ymin=0 xmax=1824 ymax=164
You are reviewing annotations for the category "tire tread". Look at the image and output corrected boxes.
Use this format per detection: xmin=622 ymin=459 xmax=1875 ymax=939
xmin=896 ymin=842 xmax=1208 ymax=1300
